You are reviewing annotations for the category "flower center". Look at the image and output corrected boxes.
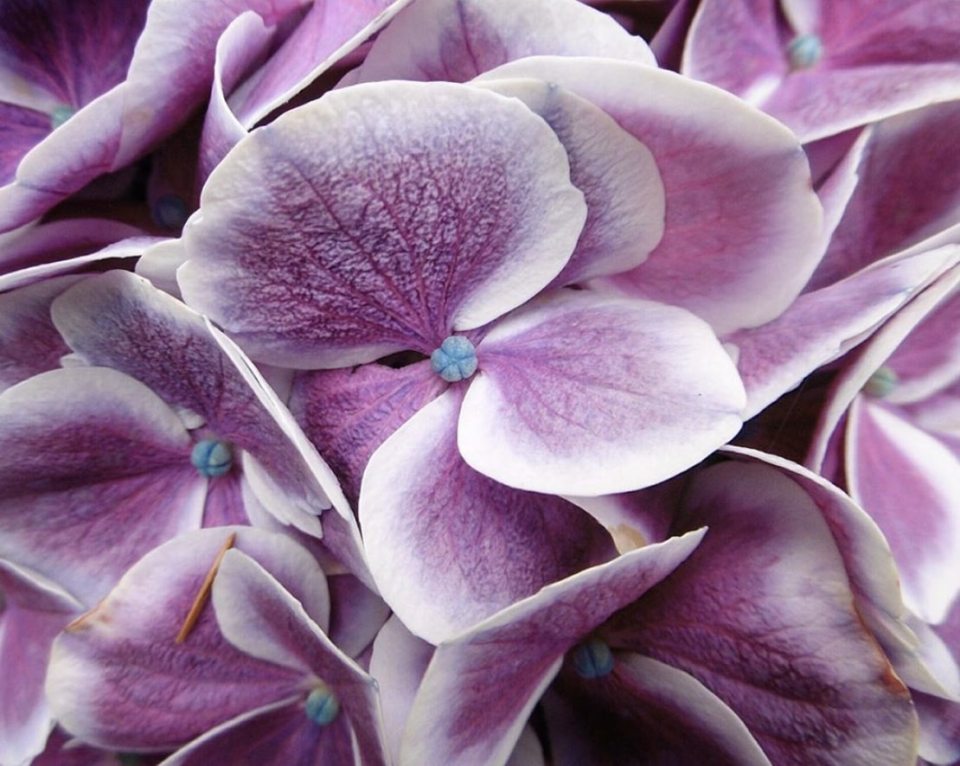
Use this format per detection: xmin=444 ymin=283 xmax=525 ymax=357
xmin=864 ymin=365 xmax=898 ymax=398
xmin=152 ymin=194 xmax=189 ymax=230
xmin=431 ymin=335 xmax=478 ymax=382
xmin=50 ymin=104 xmax=75 ymax=129
xmin=190 ymin=439 xmax=233 ymax=477
xmin=305 ymin=685 xmax=340 ymax=726
xmin=787 ymin=33 xmax=823 ymax=70
xmin=570 ymin=638 xmax=614 ymax=679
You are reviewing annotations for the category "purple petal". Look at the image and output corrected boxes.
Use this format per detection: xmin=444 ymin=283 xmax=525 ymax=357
xmin=460 ymin=290 xmax=745 ymax=495
xmin=542 ymin=654 xmax=770 ymax=766
xmin=159 ymin=699 xmax=357 ymax=766
xmin=0 ymin=274 xmax=79 ymax=392
xmin=46 ymin=527 xmax=329 ymax=751
xmin=0 ymin=367 xmax=205 ymax=606
xmin=731 ymin=245 xmax=960 ymax=418
xmin=360 ymin=389 xmax=616 ymax=642
xmin=289 ymin=361 xmax=446 ymax=504
xmin=326 ymin=574 xmax=391 ymax=659
xmin=230 ymin=0 xmax=412 ymax=126
xmin=816 ymin=103 xmax=960 ymax=292
xmin=0 ymin=102 xmax=49 ymax=185
xmin=477 ymin=56 xmax=823 ymax=335
xmin=180 ymin=80 xmax=586 ymax=368
xmin=212 ymin=550 xmax=388 ymax=765
xmin=399 ymin=531 xmax=704 ymax=765
xmin=846 ymin=398 xmax=960 ymax=624
xmin=611 ymin=461 xmax=919 ymax=764
xmin=477 ymin=77 xmax=665 ymax=286
xmin=347 ymin=0 xmax=654 ymax=85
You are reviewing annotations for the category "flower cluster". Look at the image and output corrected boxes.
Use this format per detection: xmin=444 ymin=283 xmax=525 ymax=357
xmin=1 ymin=0 xmax=959 ymax=764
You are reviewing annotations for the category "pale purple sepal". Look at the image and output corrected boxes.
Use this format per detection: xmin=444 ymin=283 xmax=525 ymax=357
xmin=135 ymin=238 xmax=187 ymax=297
xmin=346 ymin=0 xmax=654 ymax=86
xmin=683 ymin=0 xmax=960 ymax=141
xmin=0 ymin=560 xmax=82 ymax=766
xmin=846 ymin=398 xmax=960 ymax=624
xmin=0 ymin=274 xmax=80 ymax=392
xmin=0 ymin=366 xmax=205 ymax=607
xmin=46 ymin=527 xmax=329 ymax=751
xmin=326 ymin=575 xmax=391 ymax=659
xmin=289 ymin=361 xmax=446 ymax=505
xmin=360 ymin=389 xmax=616 ymax=643
xmin=0 ymin=102 xmax=49 ymax=184
xmin=609 ymin=460 xmax=918 ymax=764
xmin=211 ymin=550 xmax=389 ymax=765
xmin=399 ymin=531 xmax=704 ymax=765
xmin=460 ymin=290 xmax=745 ymax=495
xmin=732 ymin=246 xmax=960 ymax=418
xmin=32 ymin=728 xmax=133 ymax=766
xmin=368 ymin=616 xmax=433 ymax=764
xmin=476 ymin=56 xmax=823 ymax=335
xmin=476 ymin=78 xmax=665 ymax=287
xmin=180 ymin=80 xmax=585 ymax=368
xmin=541 ymin=655 xmax=771 ymax=766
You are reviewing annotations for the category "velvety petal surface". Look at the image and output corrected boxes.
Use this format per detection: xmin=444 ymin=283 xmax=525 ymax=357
xmin=477 ymin=56 xmax=822 ymax=334
xmin=846 ymin=398 xmax=960 ymax=625
xmin=460 ymin=290 xmax=745 ymax=495
xmin=399 ymin=531 xmax=704 ymax=766
xmin=476 ymin=77 xmax=665 ymax=286
xmin=290 ymin=361 xmax=446 ymax=505
xmin=46 ymin=527 xmax=329 ymax=751
xmin=608 ymin=461 xmax=919 ymax=765
xmin=212 ymin=550 xmax=388 ymax=765
xmin=180 ymin=81 xmax=585 ymax=368
xmin=360 ymin=389 xmax=616 ymax=643
xmin=346 ymin=0 xmax=654 ymax=85
xmin=0 ymin=367 xmax=205 ymax=606
xmin=543 ymin=654 xmax=771 ymax=766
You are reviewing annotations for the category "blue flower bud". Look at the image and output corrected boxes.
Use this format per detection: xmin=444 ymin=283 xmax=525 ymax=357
xmin=788 ymin=34 xmax=823 ymax=70
xmin=571 ymin=638 xmax=614 ymax=679
xmin=50 ymin=105 xmax=75 ymax=129
xmin=864 ymin=365 xmax=898 ymax=398
xmin=153 ymin=194 xmax=189 ymax=230
xmin=305 ymin=685 xmax=340 ymax=726
xmin=430 ymin=335 xmax=478 ymax=382
xmin=190 ymin=439 xmax=233 ymax=477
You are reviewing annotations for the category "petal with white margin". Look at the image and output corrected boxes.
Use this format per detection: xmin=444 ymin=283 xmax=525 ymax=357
xmin=0 ymin=367 xmax=204 ymax=606
xmin=460 ymin=290 xmax=745 ymax=495
xmin=399 ymin=531 xmax=704 ymax=766
xmin=347 ymin=0 xmax=653 ymax=85
xmin=476 ymin=56 xmax=823 ymax=335
xmin=46 ymin=527 xmax=329 ymax=751
xmin=360 ymin=389 xmax=616 ymax=643
xmin=179 ymin=81 xmax=585 ymax=368
xmin=846 ymin=398 xmax=960 ymax=625
xmin=609 ymin=461 xmax=919 ymax=765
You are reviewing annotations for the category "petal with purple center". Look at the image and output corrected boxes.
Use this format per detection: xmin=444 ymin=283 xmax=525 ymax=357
xmin=346 ymin=0 xmax=654 ymax=85
xmin=212 ymin=549 xmax=388 ymax=764
xmin=46 ymin=527 xmax=329 ymax=751
xmin=477 ymin=56 xmax=823 ymax=335
xmin=0 ymin=367 xmax=205 ymax=606
xmin=399 ymin=531 xmax=704 ymax=765
xmin=460 ymin=290 xmax=745 ymax=495
xmin=360 ymin=389 xmax=616 ymax=643
xmin=0 ymin=102 xmax=50 ymax=185
xmin=608 ymin=461 xmax=919 ymax=765
xmin=179 ymin=80 xmax=586 ymax=368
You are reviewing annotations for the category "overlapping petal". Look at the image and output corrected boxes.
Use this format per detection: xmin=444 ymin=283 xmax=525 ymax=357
xmin=180 ymin=81 xmax=586 ymax=368
xmin=360 ymin=390 xmax=616 ymax=643
xmin=459 ymin=290 xmax=745 ymax=495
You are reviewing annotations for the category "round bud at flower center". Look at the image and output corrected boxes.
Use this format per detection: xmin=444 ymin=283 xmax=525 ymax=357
xmin=190 ymin=439 xmax=233 ymax=477
xmin=431 ymin=335 xmax=478 ymax=382
xmin=788 ymin=34 xmax=823 ymax=70
xmin=571 ymin=638 xmax=614 ymax=679
xmin=153 ymin=194 xmax=189 ymax=230
xmin=864 ymin=365 xmax=898 ymax=398
xmin=50 ymin=105 xmax=75 ymax=129
xmin=305 ymin=685 xmax=340 ymax=726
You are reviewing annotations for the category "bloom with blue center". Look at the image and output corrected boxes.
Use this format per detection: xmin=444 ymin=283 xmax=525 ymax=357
xmin=190 ymin=439 xmax=233 ymax=477
xmin=430 ymin=335 xmax=478 ymax=383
